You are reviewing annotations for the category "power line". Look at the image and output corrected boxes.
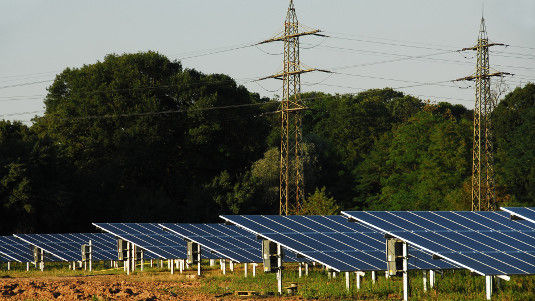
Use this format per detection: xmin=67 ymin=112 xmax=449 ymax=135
xmin=308 ymin=43 xmax=535 ymax=71
xmin=0 ymin=80 xmax=53 ymax=90
xmin=326 ymin=31 xmax=535 ymax=59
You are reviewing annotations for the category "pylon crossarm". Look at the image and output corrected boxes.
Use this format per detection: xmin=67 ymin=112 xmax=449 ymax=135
xmin=454 ymin=72 xmax=513 ymax=82
xmin=258 ymin=68 xmax=322 ymax=81
xmin=274 ymin=107 xmax=306 ymax=114
xmin=258 ymin=30 xmax=322 ymax=44
xmin=459 ymin=43 xmax=508 ymax=51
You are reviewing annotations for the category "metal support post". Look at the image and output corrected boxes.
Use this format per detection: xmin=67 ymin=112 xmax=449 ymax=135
xmin=170 ymin=259 xmax=174 ymax=275
xmin=333 ymin=271 xmax=337 ymax=278
xmin=345 ymin=272 xmax=350 ymax=291
xmin=305 ymin=262 xmax=309 ymax=276
xmin=131 ymin=246 xmax=135 ymax=272
xmin=423 ymin=270 xmax=427 ymax=292
xmin=210 ymin=259 xmax=215 ymax=266
xmin=402 ymin=242 xmax=409 ymax=301
xmin=88 ymin=240 xmax=92 ymax=272
xmin=277 ymin=244 xmax=282 ymax=295
xmin=486 ymin=275 xmax=493 ymax=300
xmin=160 ymin=259 xmax=163 ymax=269
xmin=372 ymin=271 xmax=376 ymax=284
xmin=150 ymin=259 xmax=153 ymax=268
xmin=197 ymin=244 xmax=201 ymax=276
xmin=356 ymin=272 xmax=361 ymax=290
xmin=26 ymin=262 xmax=29 ymax=271
xmin=385 ymin=270 xmax=390 ymax=279
xmin=230 ymin=260 xmax=234 ymax=272
xmin=430 ymin=270 xmax=435 ymax=288
xmin=40 ymin=249 xmax=44 ymax=271
xmin=222 ymin=259 xmax=226 ymax=275
xmin=299 ymin=262 xmax=302 ymax=278
xmin=253 ymin=263 xmax=257 ymax=277
xmin=180 ymin=259 xmax=184 ymax=273
xmin=7 ymin=262 xmax=10 ymax=271
xmin=126 ymin=242 xmax=131 ymax=275
xmin=140 ymin=250 xmax=144 ymax=272
xmin=244 ymin=263 xmax=248 ymax=277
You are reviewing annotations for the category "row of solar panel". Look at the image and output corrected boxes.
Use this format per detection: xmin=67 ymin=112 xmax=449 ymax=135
xmin=1 ymin=207 xmax=533 ymax=277
xmin=341 ymin=209 xmax=535 ymax=276
xmin=0 ymin=223 xmax=307 ymax=264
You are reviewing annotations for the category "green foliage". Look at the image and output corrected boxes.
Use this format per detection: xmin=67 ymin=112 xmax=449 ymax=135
xmin=494 ymin=83 xmax=535 ymax=206
xmin=0 ymin=121 xmax=73 ymax=233
xmin=357 ymin=109 xmax=472 ymax=210
xmin=301 ymin=187 xmax=340 ymax=215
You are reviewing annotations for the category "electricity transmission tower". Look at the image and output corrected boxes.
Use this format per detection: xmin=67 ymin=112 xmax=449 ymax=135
xmin=456 ymin=16 xmax=511 ymax=211
xmin=258 ymin=0 xmax=328 ymax=215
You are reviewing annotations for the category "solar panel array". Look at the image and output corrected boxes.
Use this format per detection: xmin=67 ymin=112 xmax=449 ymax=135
xmin=93 ymin=223 xmax=217 ymax=260
xmin=220 ymin=215 xmax=455 ymax=272
xmin=342 ymin=211 xmax=535 ymax=275
xmin=0 ymin=236 xmax=34 ymax=262
xmin=14 ymin=233 xmax=118 ymax=262
xmin=501 ymin=207 xmax=535 ymax=225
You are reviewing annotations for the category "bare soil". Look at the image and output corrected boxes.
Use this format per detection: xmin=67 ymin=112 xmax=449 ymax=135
xmin=0 ymin=273 xmax=258 ymax=301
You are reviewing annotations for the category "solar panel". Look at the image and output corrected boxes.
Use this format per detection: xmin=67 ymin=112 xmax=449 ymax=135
xmin=220 ymin=215 xmax=454 ymax=272
xmin=93 ymin=223 xmax=217 ymax=260
xmin=342 ymin=211 xmax=535 ymax=276
xmin=14 ymin=233 xmax=118 ymax=262
xmin=0 ymin=236 xmax=34 ymax=262
xmin=501 ymin=207 xmax=535 ymax=225
xmin=159 ymin=223 xmax=267 ymax=263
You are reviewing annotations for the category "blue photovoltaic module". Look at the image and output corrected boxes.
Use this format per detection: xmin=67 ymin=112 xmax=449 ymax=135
xmin=14 ymin=233 xmax=118 ymax=262
xmin=342 ymin=211 xmax=535 ymax=275
xmin=220 ymin=215 xmax=456 ymax=272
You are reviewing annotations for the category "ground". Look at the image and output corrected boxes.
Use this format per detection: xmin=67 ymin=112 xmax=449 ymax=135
xmin=0 ymin=262 xmax=534 ymax=300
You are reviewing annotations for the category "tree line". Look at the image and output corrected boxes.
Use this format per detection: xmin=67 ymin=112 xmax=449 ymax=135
xmin=1 ymin=52 xmax=533 ymax=234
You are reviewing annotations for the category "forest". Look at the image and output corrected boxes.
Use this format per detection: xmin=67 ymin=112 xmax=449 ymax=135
xmin=1 ymin=51 xmax=534 ymax=234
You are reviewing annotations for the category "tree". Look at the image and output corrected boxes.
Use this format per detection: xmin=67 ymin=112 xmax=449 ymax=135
xmin=356 ymin=108 xmax=472 ymax=210
xmin=0 ymin=121 xmax=73 ymax=234
xmin=300 ymin=187 xmax=340 ymax=215
xmin=32 ymin=51 xmax=270 ymax=226
xmin=493 ymin=83 xmax=535 ymax=206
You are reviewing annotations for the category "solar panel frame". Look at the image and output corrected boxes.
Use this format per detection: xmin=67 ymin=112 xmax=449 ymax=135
xmin=0 ymin=236 xmax=34 ymax=263
xmin=220 ymin=215 xmax=455 ymax=272
xmin=92 ymin=223 xmax=217 ymax=260
xmin=501 ymin=207 xmax=535 ymax=225
xmin=342 ymin=211 xmax=535 ymax=276
xmin=13 ymin=233 xmax=117 ymax=262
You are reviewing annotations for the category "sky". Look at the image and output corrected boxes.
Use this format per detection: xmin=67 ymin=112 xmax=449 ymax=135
xmin=1 ymin=0 xmax=534 ymax=123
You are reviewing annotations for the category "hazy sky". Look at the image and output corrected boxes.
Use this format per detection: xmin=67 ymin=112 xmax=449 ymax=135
xmin=1 ymin=0 xmax=534 ymax=123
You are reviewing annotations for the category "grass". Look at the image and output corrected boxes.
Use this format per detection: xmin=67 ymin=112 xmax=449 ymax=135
xmin=198 ymin=263 xmax=535 ymax=300
xmin=1 ymin=261 xmax=535 ymax=300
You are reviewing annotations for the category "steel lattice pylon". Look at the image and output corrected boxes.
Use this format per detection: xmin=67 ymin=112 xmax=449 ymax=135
xmin=258 ymin=0 xmax=328 ymax=215
xmin=457 ymin=17 xmax=511 ymax=211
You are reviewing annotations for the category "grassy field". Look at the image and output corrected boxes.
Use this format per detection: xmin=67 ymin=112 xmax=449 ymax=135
xmin=198 ymin=263 xmax=535 ymax=300
xmin=1 ymin=261 xmax=534 ymax=300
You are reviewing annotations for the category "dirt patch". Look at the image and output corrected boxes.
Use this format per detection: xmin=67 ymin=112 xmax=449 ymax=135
xmin=0 ymin=275 xmax=208 ymax=300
